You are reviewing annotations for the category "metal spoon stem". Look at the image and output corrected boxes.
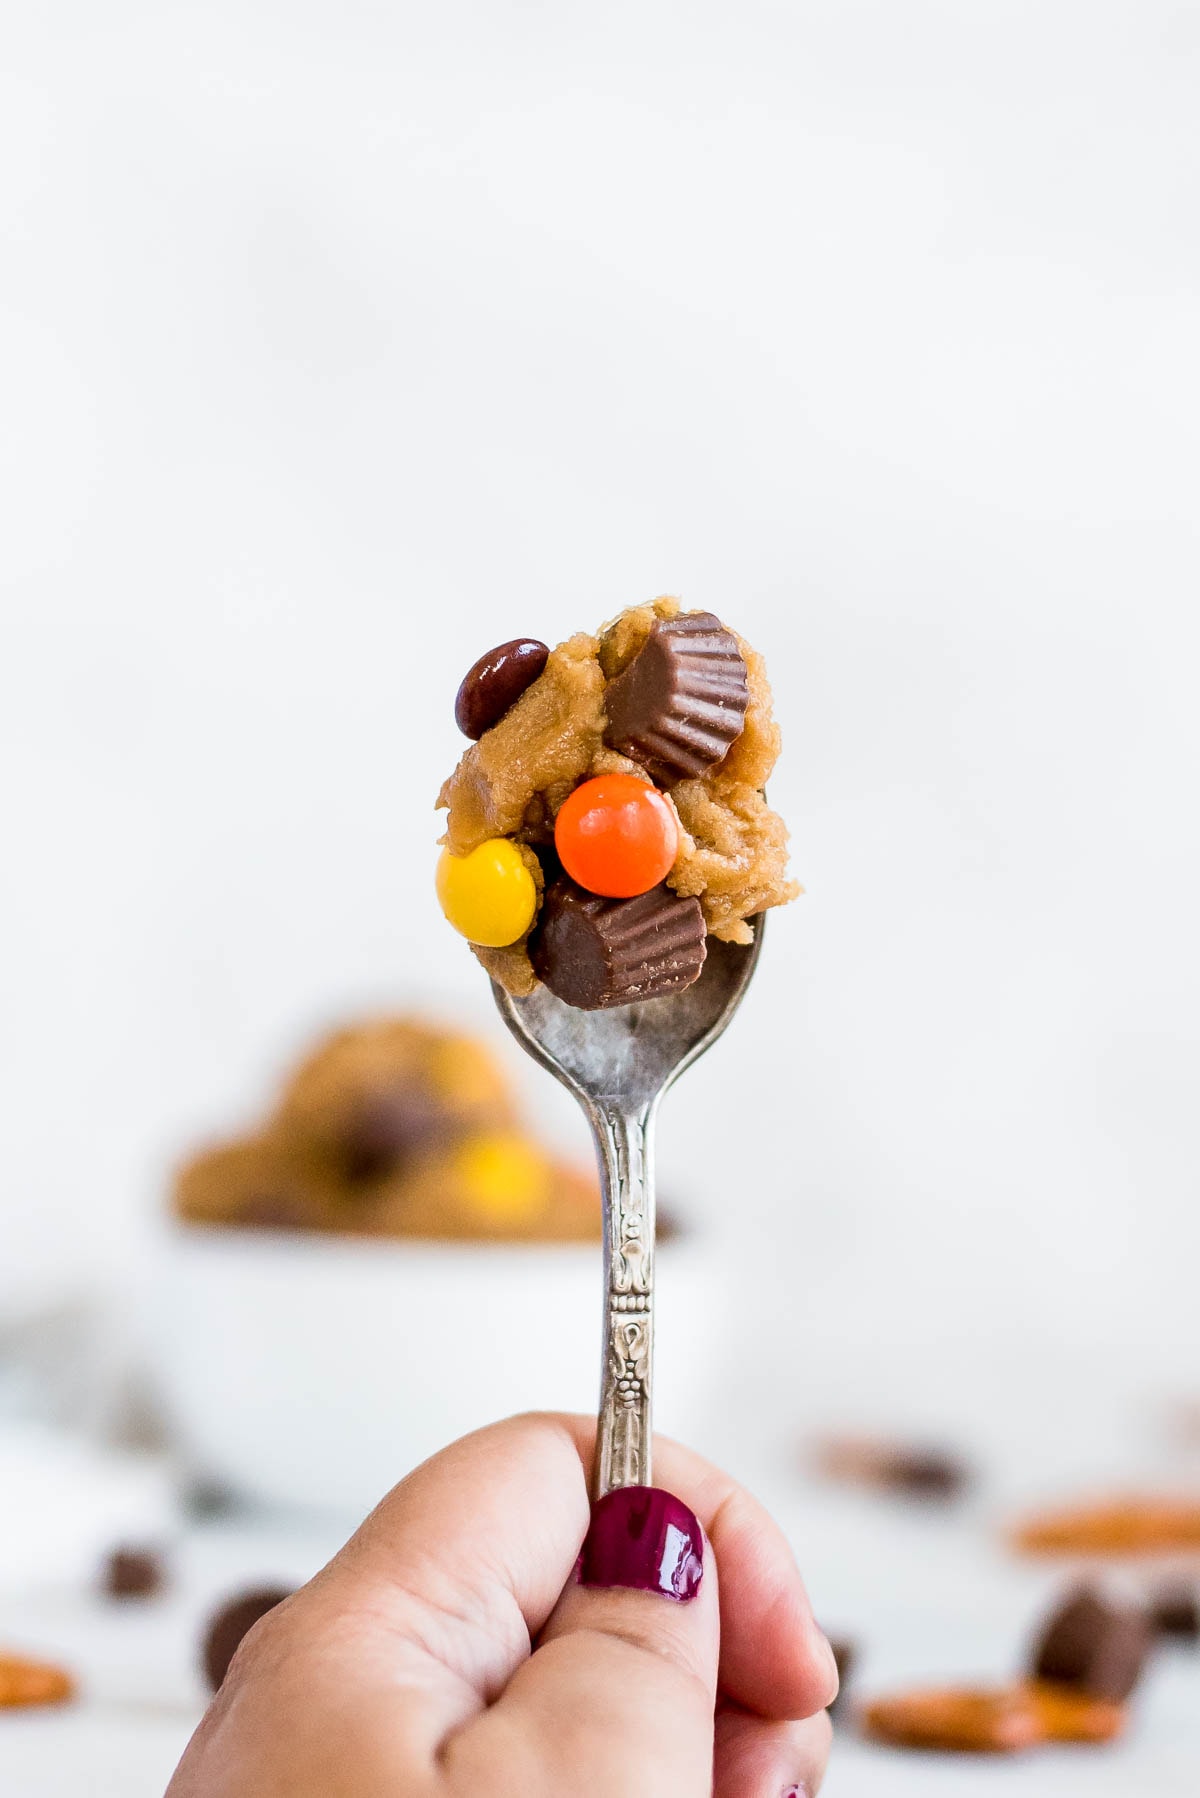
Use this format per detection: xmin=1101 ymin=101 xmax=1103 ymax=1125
xmin=592 ymin=1099 xmax=656 ymax=1497
xmin=492 ymin=921 xmax=764 ymax=1507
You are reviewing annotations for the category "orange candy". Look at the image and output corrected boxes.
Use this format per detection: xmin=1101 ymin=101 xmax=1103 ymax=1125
xmin=554 ymin=774 xmax=679 ymax=898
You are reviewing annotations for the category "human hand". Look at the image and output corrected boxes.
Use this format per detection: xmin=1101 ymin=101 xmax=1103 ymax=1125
xmin=168 ymin=1413 xmax=836 ymax=1796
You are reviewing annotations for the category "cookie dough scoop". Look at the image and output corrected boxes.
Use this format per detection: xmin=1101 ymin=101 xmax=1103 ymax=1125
xmin=491 ymin=919 xmax=763 ymax=1497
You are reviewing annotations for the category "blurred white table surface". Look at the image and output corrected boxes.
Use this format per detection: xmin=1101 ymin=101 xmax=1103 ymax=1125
xmin=1 ymin=1438 xmax=1196 ymax=1797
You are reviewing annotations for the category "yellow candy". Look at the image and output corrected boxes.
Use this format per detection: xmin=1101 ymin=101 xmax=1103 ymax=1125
xmin=454 ymin=1132 xmax=550 ymax=1226
xmin=436 ymin=839 xmax=537 ymax=948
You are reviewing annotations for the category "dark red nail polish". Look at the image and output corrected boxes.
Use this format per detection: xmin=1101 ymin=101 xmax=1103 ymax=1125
xmin=580 ymin=1486 xmax=703 ymax=1601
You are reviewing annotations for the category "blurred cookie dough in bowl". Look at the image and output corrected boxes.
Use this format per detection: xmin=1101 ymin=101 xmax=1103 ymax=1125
xmin=154 ymin=1015 xmax=709 ymax=1515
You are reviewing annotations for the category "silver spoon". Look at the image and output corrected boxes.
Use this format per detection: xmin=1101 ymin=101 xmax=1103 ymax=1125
xmin=492 ymin=920 xmax=764 ymax=1499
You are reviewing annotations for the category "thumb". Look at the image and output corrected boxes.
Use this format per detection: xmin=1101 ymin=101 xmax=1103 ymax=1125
xmin=446 ymin=1486 xmax=717 ymax=1798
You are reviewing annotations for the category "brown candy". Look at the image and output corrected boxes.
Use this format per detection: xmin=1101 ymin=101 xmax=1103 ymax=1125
xmin=531 ymin=878 xmax=707 ymax=1009
xmin=455 ymin=638 xmax=550 ymax=739
xmin=1150 ymin=1581 xmax=1200 ymax=1641
xmin=863 ymin=1685 xmax=1041 ymax=1754
xmin=827 ymin=1636 xmax=856 ymax=1716
xmin=338 ymin=1089 xmax=454 ymax=1181
xmin=603 ymin=612 xmax=749 ymax=785
xmin=816 ymin=1434 xmax=971 ymax=1501
xmin=1030 ymin=1586 xmax=1151 ymax=1701
xmin=202 ymin=1586 xmax=293 ymax=1693
xmin=103 ymin=1545 xmax=166 ymax=1600
xmin=0 ymin=1653 xmax=75 ymax=1708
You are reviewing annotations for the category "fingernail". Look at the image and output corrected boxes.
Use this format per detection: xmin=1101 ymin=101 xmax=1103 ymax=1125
xmin=580 ymin=1486 xmax=703 ymax=1601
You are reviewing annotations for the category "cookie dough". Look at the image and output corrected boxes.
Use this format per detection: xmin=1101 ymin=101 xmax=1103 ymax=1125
xmin=438 ymin=598 xmax=799 ymax=998
xmin=172 ymin=1015 xmax=601 ymax=1243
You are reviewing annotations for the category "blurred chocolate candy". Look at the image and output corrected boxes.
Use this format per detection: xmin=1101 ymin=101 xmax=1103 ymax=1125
xmin=603 ymin=612 xmax=749 ymax=785
xmin=455 ymin=638 xmax=549 ymax=739
xmin=827 ymin=1635 xmax=856 ymax=1717
xmin=531 ymin=877 xmax=706 ymax=1009
xmin=103 ymin=1545 xmax=166 ymax=1600
xmin=188 ymin=1475 xmax=237 ymax=1518
xmin=816 ymin=1434 xmax=971 ymax=1501
xmin=1149 ymin=1581 xmax=1200 ymax=1642
xmin=339 ymin=1089 xmax=452 ymax=1181
xmin=202 ymin=1585 xmax=294 ymax=1693
xmin=655 ymin=1202 xmax=683 ymax=1243
xmin=881 ymin=1449 xmax=968 ymax=1499
xmin=1030 ymin=1586 xmax=1151 ymax=1702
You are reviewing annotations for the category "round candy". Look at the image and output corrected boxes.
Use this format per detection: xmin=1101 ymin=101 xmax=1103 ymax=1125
xmin=553 ymin=774 xmax=679 ymax=899
xmin=454 ymin=1132 xmax=550 ymax=1226
xmin=203 ymin=1587 xmax=293 ymax=1694
xmin=436 ymin=839 xmax=538 ymax=947
xmin=455 ymin=638 xmax=550 ymax=739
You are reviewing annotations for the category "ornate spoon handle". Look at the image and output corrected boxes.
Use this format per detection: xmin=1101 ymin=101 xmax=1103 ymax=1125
xmin=491 ymin=928 xmax=763 ymax=1500
xmin=588 ymin=1099 xmax=657 ymax=1498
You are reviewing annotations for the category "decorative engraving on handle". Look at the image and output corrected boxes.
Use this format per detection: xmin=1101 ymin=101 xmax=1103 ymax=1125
xmin=491 ymin=923 xmax=763 ymax=1512
xmin=593 ymin=1104 xmax=656 ymax=1498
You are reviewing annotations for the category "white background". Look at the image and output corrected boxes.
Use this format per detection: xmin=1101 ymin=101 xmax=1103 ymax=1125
xmin=4 ymin=1 xmax=1200 ymax=1430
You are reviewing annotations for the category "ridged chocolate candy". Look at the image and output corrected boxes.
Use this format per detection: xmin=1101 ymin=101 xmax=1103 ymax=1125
xmin=603 ymin=612 xmax=749 ymax=785
xmin=1031 ymin=1587 xmax=1151 ymax=1702
xmin=531 ymin=878 xmax=706 ymax=1009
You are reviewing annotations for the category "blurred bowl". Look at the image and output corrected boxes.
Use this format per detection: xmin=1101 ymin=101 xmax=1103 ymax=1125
xmin=153 ymin=1226 xmax=712 ymax=1516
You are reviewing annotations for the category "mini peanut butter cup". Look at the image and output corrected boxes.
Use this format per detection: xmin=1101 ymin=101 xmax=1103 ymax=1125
xmin=603 ymin=612 xmax=749 ymax=785
xmin=1030 ymin=1587 xmax=1151 ymax=1702
xmin=531 ymin=878 xmax=707 ymax=1009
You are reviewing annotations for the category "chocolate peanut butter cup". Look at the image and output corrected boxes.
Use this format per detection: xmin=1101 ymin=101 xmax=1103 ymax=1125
xmin=1030 ymin=1587 xmax=1151 ymax=1702
xmin=531 ymin=878 xmax=707 ymax=1009
xmin=603 ymin=612 xmax=749 ymax=785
